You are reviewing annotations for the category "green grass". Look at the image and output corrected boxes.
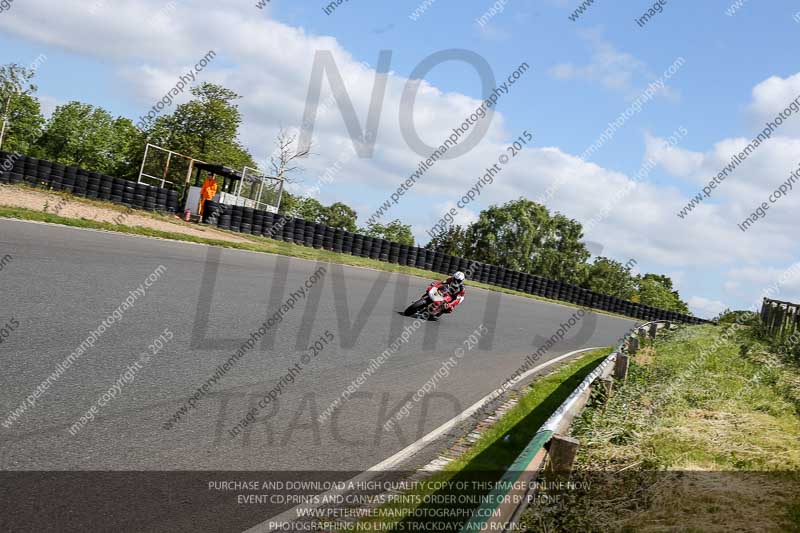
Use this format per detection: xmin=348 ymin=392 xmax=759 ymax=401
xmin=0 ymin=199 xmax=633 ymax=320
xmin=520 ymin=324 xmax=800 ymax=532
xmin=349 ymin=348 xmax=612 ymax=532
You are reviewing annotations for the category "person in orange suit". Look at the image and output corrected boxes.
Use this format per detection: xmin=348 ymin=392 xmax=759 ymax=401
xmin=198 ymin=174 xmax=218 ymax=217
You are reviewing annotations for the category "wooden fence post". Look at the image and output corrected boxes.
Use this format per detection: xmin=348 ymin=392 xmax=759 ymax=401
xmin=628 ymin=337 xmax=639 ymax=355
xmin=546 ymin=435 xmax=580 ymax=480
xmin=614 ymin=354 xmax=629 ymax=380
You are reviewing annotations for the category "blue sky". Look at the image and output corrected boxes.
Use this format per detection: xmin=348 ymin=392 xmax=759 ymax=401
xmin=2 ymin=0 xmax=800 ymax=317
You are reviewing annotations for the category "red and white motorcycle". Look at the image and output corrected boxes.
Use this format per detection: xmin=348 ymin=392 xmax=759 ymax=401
xmin=403 ymin=281 xmax=454 ymax=319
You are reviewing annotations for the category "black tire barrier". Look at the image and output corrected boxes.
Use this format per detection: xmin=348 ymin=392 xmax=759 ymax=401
xmin=422 ymin=249 xmax=433 ymax=270
xmin=3 ymin=152 xmax=705 ymax=325
xmin=341 ymin=232 xmax=353 ymax=254
xmin=166 ymin=190 xmax=178 ymax=212
xmin=202 ymin=200 xmax=221 ymax=224
xmin=282 ymin=218 xmax=295 ymax=243
xmin=376 ymin=239 xmax=388 ymax=262
xmin=388 ymin=242 xmax=400 ymax=264
xmin=293 ymin=218 xmax=306 ymax=237
xmin=357 ymin=236 xmax=369 ymax=257
xmin=312 ymin=232 xmax=324 ymax=249
xmin=432 ymin=251 xmax=443 ymax=273
xmin=369 ymin=238 xmax=380 ymax=259
xmin=351 ymin=235 xmax=363 ymax=257
xmin=242 ymin=207 xmax=254 ymax=225
xmin=260 ymin=211 xmax=273 ymax=234
xmin=414 ymin=248 xmax=426 ymax=269
xmin=405 ymin=248 xmax=417 ymax=268
xmin=496 ymin=268 xmax=507 ymax=289
xmin=479 ymin=265 xmax=490 ymax=284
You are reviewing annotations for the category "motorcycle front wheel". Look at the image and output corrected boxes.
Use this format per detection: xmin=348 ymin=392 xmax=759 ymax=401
xmin=403 ymin=298 xmax=428 ymax=316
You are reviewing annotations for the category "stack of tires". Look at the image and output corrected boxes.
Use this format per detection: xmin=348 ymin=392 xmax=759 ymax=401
xmin=218 ymin=204 xmax=233 ymax=230
xmin=202 ymin=200 xmax=224 ymax=226
xmin=22 ymin=157 xmax=38 ymax=186
xmin=240 ymin=207 xmax=254 ymax=235
xmin=282 ymin=217 xmax=295 ymax=243
xmin=110 ymin=177 xmax=125 ymax=203
xmin=294 ymin=219 xmax=306 ymax=245
xmin=0 ymin=151 xmax=14 ymax=183
xmin=229 ymin=206 xmax=243 ymax=233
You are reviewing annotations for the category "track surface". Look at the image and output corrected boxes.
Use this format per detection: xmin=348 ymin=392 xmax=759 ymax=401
xmin=0 ymin=218 xmax=640 ymax=472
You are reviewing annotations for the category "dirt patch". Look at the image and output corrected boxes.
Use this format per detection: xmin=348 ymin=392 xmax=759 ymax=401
xmin=0 ymin=184 xmax=254 ymax=244
xmin=634 ymin=346 xmax=656 ymax=366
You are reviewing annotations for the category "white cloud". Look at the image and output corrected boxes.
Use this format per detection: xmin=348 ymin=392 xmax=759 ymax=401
xmin=688 ymin=296 xmax=728 ymax=318
xmin=748 ymin=72 xmax=800 ymax=137
xmin=549 ymin=29 xmax=646 ymax=92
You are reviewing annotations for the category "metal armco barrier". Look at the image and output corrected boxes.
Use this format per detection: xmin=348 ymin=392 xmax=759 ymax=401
xmin=1 ymin=151 xmax=706 ymax=325
xmin=460 ymin=320 xmax=673 ymax=533
xmin=0 ymin=152 xmax=179 ymax=213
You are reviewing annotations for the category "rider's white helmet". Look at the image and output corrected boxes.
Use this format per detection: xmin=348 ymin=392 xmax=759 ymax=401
xmin=453 ymin=271 xmax=465 ymax=282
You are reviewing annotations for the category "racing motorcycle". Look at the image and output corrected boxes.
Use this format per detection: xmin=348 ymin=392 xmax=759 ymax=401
xmin=403 ymin=282 xmax=453 ymax=319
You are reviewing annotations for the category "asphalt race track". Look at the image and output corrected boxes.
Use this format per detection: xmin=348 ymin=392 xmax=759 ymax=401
xmin=0 ymin=218 xmax=639 ymax=530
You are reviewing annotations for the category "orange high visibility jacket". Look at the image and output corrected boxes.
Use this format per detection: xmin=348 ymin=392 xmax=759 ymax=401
xmin=201 ymin=177 xmax=218 ymax=200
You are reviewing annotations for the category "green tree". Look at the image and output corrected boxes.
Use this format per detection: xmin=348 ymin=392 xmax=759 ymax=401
xmin=148 ymin=82 xmax=256 ymax=170
xmin=361 ymin=219 xmax=414 ymax=246
xmin=464 ymin=198 xmax=589 ymax=283
xmin=321 ymin=202 xmax=357 ymax=231
xmin=0 ymin=63 xmax=44 ymax=153
xmin=34 ymin=103 xmax=147 ymax=176
xmin=635 ymin=274 xmax=690 ymax=314
xmin=581 ymin=257 xmax=637 ymax=299
xmin=107 ymin=117 xmax=147 ymax=178
xmin=291 ymin=196 xmax=326 ymax=222
xmin=35 ymin=102 xmax=116 ymax=170
xmin=278 ymin=189 xmax=298 ymax=215
xmin=425 ymin=225 xmax=467 ymax=257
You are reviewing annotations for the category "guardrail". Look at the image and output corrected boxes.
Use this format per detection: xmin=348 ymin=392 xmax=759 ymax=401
xmin=761 ymin=297 xmax=800 ymax=341
xmin=459 ymin=320 xmax=672 ymax=533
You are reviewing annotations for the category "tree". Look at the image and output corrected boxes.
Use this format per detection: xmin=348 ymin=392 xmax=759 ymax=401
xmin=34 ymin=103 xmax=147 ymax=176
xmin=147 ymin=82 xmax=256 ymax=171
xmin=425 ymin=225 xmax=467 ymax=257
xmin=0 ymin=63 xmax=44 ymax=153
xmin=581 ymin=257 xmax=637 ymax=299
xmin=713 ymin=309 xmax=753 ymax=325
xmin=291 ymin=196 xmax=326 ymax=222
xmin=464 ymin=198 xmax=589 ymax=283
xmin=321 ymin=202 xmax=357 ymax=231
xmin=269 ymin=127 xmax=311 ymax=184
xmin=361 ymin=219 xmax=414 ymax=246
xmin=635 ymin=274 xmax=690 ymax=314
xmin=107 ymin=117 xmax=147 ymax=178
xmin=35 ymin=102 xmax=115 ymax=170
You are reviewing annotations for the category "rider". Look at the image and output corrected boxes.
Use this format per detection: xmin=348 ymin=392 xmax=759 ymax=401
xmin=438 ymin=271 xmax=466 ymax=314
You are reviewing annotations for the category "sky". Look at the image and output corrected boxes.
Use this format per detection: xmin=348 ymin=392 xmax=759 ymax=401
xmin=1 ymin=0 xmax=799 ymax=318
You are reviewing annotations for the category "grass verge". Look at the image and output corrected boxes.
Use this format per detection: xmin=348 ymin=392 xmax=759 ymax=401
xmin=349 ymin=348 xmax=612 ymax=532
xmin=0 ymin=202 xmax=633 ymax=321
xmin=520 ymin=324 xmax=800 ymax=532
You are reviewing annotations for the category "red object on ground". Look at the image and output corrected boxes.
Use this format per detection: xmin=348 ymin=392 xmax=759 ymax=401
xmin=184 ymin=209 xmax=192 ymax=221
